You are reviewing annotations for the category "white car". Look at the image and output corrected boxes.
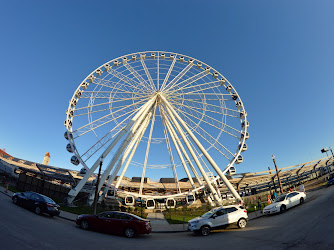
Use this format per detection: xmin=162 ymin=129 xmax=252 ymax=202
xmin=263 ymin=191 xmax=306 ymax=215
xmin=188 ymin=205 xmax=248 ymax=236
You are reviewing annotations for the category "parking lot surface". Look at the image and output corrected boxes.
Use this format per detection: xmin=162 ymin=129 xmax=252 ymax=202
xmin=1 ymin=186 xmax=334 ymax=249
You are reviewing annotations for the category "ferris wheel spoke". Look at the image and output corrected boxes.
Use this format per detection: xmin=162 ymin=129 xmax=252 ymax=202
xmin=165 ymin=70 xmax=208 ymax=94
xmin=160 ymin=56 xmax=177 ymax=90
xmin=162 ymin=63 xmax=193 ymax=92
xmin=124 ymin=63 xmax=155 ymax=92
xmin=106 ymin=68 xmax=148 ymax=93
xmin=170 ymin=97 xmax=242 ymax=115
xmin=169 ymin=80 xmax=221 ymax=95
xmin=169 ymin=84 xmax=226 ymax=97
xmin=140 ymin=57 xmax=156 ymax=92
xmin=74 ymin=101 xmax=142 ymax=118
xmin=79 ymin=106 xmax=141 ymax=162
xmin=170 ymin=100 xmax=241 ymax=125
xmin=173 ymin=106 xmax=240 ymax=139
xmin=93 ymin=78 xmax=147 ymax=95
xmin=178 ymin=114 xmax=234 ymax=160
xmin=74 ymin=104 xmax=142 ymax=138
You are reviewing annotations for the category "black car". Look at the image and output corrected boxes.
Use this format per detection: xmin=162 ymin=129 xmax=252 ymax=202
xmin=12 ymin=191 xmax=60 ymax=217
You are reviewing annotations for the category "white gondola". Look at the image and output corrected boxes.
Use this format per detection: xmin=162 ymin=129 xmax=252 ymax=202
xmin=64 ymin=131 xmax=73 ymax=140
xmin=107 ymin=189 xmax=117 ymax=198
xmin=66 ymin=143 xmax=75 ymax=153
xmin=79 ymin=167 xmax=87 ymax=175
xmin=235 ymin=155 xmax=243 ymax=164
xmin=146 ymin=198 xmax=155 ymax=209
xmin=241 ymin=121 xmax=249 ymax=129
xmin=239 ymin=143 xmax=248 ymax=152
xmin=186 ymin=193 xmax=195 ymax=205
xmin=166 ymin=198 xmax=176 ymax=208
xmin=241 ymin=132 xmax=249 ymax=140
xmin=228 ymin=166 xmax=236 ymax=175
xmin=125 ymin=195 xmax=135 ymax=206
xmin=70 ymin=155 xmax=80 ymax=165
xmin=232 ymin=93 xmax=238 ymax=101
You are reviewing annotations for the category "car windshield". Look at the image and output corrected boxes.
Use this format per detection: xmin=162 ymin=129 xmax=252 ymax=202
xmin=201 ymin=208 xmax=219 ymax=217
xmin=41 ymin=195 xmax=56 ymax=204
xmin=274 ymin=195 xmax=286 ymax=202
xmin=130 ymin=214 xmax=144 ymax=220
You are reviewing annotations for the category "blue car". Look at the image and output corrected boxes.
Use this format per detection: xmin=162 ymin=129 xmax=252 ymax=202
xmin=327 ymin=174 xmax=334 ymax=186
xmin=12 ymin=191 xmax=60 ymax=217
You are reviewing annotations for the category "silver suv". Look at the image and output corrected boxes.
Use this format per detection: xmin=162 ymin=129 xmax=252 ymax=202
xmin=188 ymin=205 xmax=248 ymax=236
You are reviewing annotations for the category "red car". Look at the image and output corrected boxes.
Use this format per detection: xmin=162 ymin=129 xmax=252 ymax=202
xmin=76 ymin=211 xmax=151 ymax=238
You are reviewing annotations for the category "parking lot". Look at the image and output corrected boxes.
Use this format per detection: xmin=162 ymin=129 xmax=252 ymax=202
xmin=1 ymin=185 xmax=334 ymax=249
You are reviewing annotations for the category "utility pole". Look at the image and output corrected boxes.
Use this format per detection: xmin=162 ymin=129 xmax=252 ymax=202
xmin=93 ymin=156 xmax=104 ymax=215
xmin=272 ymin=155 xmax=283 ymax=194
xmin=268 ymin=167 xmax=272 ymax=174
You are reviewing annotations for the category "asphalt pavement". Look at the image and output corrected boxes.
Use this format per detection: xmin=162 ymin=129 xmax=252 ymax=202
xmin=1 ymin=184 xmax=334 ymax=249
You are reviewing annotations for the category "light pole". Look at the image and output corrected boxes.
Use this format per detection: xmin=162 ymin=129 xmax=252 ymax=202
xmin=93 ymin=156 xmax=104 ymax=215
xmin=321 ymin=147 xmax=334 ymax=173
xmin=272 ymin=155 xmax=283 ymax=194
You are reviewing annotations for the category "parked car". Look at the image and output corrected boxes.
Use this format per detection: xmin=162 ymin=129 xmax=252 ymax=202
xmin=12 ymin=191 xmax=60 ymax=217
xmin=76 ymin=211 xmax=151 ymax=238
xmin=327 ymin=173 xmax=334 ymax=186
xmin=263 ymin=191 xmax=306 ymax=215
xmin=188 ymin=205 xmax=248 ymax=236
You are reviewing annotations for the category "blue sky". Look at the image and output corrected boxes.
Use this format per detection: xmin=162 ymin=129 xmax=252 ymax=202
xmin=1 ymin=1 xmax=333 ymax=179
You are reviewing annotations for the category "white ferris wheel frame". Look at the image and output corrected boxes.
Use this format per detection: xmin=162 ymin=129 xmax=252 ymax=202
xmin=64 ymin=51 xmax=249 ymax=205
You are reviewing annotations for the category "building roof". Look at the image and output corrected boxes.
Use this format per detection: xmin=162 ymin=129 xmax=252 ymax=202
xmin=0 ymin=149 xmax=11 ymax=157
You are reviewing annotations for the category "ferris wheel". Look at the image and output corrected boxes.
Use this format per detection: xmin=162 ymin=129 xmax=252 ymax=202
xmin=64 ymin=51 xmax=249 ymax=206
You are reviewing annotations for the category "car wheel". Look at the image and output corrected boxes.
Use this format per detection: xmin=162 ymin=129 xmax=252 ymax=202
xmin=80 ymin=220 xmax=89 ymax=230
xmin=13 ymin=197 xmax=18 ymax=205
xmin=34 ymin=206 xmax=41 ymax=215
xmin=237 ymin=218 xmax=247 ymax=228
xmin=280 ymin=205 xmax=286 ymax=213
xmin=300 ymin=197 xmax=304 ymax=205
xmin=200 ymin=226 xmax=211 ymax=236
xmin=124 ymin=228 xmax=136 ymax=238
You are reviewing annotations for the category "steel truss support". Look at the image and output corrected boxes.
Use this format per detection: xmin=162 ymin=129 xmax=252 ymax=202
xmin=160 ymin=98 xmax=223 ymax=205
xmin=161 ymin=108 xmax=196 ymax=189
xmin=161 ymin=94 xmax=243 ymax=204
xmin=97 ymin=109 xmax=154 ymax=203
xmin=66 ymin=96 xmax=156 ymax=205
xmin=87 ymin=98 xmax=156 ymax=205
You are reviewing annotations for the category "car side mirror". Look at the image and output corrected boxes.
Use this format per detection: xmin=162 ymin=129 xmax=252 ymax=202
xmin=212 ymin=215 xmax=216 ymax=219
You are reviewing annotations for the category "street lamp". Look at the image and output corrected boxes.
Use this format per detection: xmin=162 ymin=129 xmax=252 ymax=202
xmin=272 ymin=155 xmax=283 ymax=194
xmin=321 ymin=147 xmax=334 ymax=173
xmin=321 ymin=147 xmax=334 ymax=158
xmin=93 ymin=156 xmax=104 ymax=215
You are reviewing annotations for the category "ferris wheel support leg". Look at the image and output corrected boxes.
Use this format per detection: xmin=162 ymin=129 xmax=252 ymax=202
xmin=163 ymin=112 xmax=196 ymax=189
xmin=66 ymin=96 xmax=156 ymax=205
xmin=98 ymin=112 xmax=153 ymax=203
xmin=161 ymin=95 xmax=243 ymax=204
xmin=160 ymin=106 xmax=203 ymax=186
xmin=161 ymin=100 xmax=222 ymax=205
xmin=87 ymin=103 xmax=155 ymax=205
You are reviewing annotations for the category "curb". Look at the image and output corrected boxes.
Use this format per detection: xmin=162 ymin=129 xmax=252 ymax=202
xmin=58 ymin=214 xmax=76 ymax=222
xmin=151 ymin=230 xmax=188 ymax=233
xmin=0 ymin=190 xmax=12 ymax=197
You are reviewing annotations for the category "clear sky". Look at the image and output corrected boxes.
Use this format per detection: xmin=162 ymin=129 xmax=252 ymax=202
xmin=1 ymin=1 xmax=333 ymax=179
